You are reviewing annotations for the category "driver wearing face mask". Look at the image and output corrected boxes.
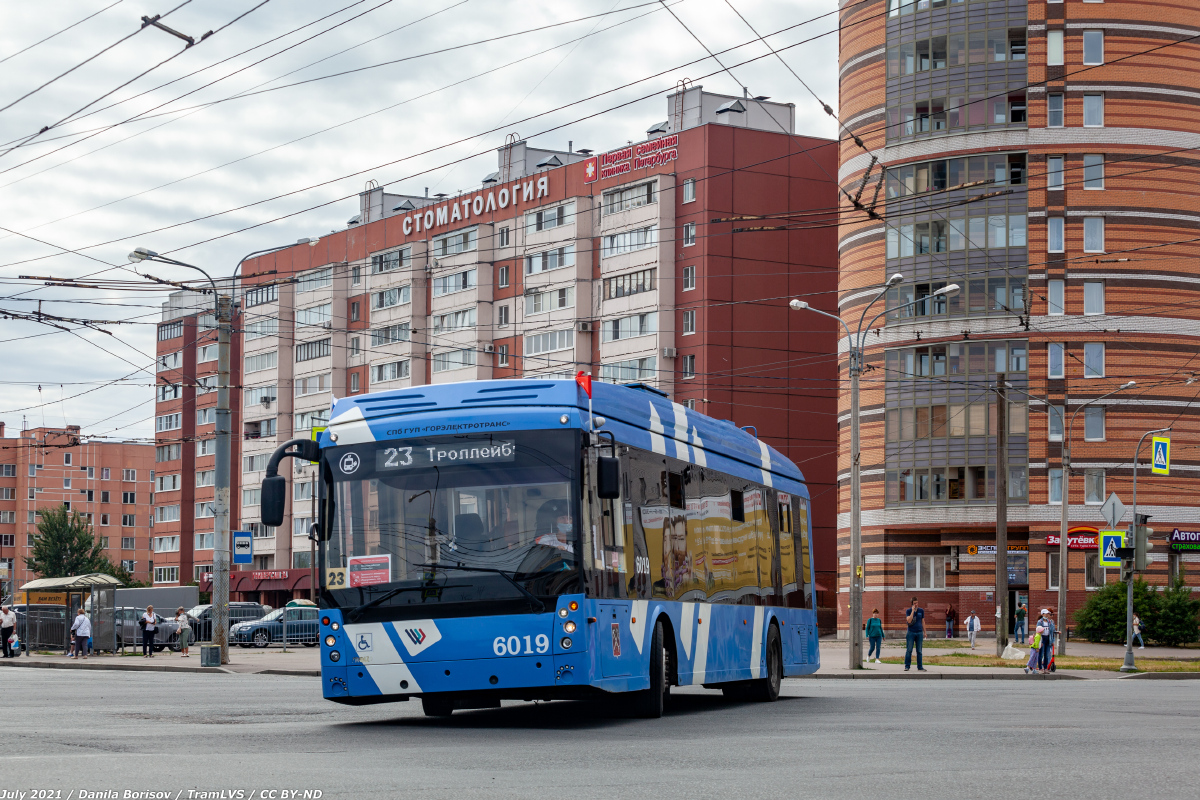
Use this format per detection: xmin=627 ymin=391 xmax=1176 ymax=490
xmin=534 ymin=506 xmax=575 ymax=553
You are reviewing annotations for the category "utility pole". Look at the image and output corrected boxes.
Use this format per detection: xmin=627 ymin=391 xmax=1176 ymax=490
xmin=213 ymin=293 xmax=233 ymax=665
xmin=1123 ymin=427 xmax=1170 ymax=673
xmin=848 ymin=343 xmax=863 ymax=669
xmin=995 ymin=377 xmax=1009 ymax=657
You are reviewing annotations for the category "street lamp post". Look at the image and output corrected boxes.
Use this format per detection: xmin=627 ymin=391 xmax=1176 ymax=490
xmin=1057 ymin=381 xmax=1135 ymax=655
xmin=129 ymin=247 xmax=234 ymax=664
xmin=1124 ymin=426 xmax=1171 ymax=673
xmin=792 ymin=278 xmax=959 ymax=668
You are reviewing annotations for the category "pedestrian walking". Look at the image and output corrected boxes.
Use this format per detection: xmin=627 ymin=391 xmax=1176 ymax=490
xmin=964 ymin=610 xmax=982 ymax=649
xmin=1132 ymin=614 xmax=1145 ymax=650
xmin=865 ymin=608 xmax=884 ymax=664
xmin=1014 ymin=602 xmax=1028 ymax=644
xmin=903 ymin=597 xmax=927 ymax=672
xmin=70 ymin=609 xmax=91 ymax=660
xmin=1037 ymin=609 xmax=1055 ymax=673
xmin=174 ymin=607 xmax=191 ymax=658
xmin=141 ymin=605 xmax=157 ymax=658
xmin=0 ymin=605 xmax=15 ymax=658
xmin=1025 ymin=626 xmax=1043 ymax=674
xmin=945 ymin=603 xmax=957 ymax=639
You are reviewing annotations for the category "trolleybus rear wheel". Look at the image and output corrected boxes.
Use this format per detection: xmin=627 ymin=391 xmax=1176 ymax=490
xmin=421 ymin=695 xmax=456 ymax=717
xmin=748 ymin=624 xmax=783 ymax=702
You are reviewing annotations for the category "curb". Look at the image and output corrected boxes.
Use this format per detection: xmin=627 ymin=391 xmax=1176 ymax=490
xmin=0 ymin=659 xmax=318 ymax=677
xmin=803 ymin=671 xmax=1086 ymax=680
xmin=1117 ymin=671 xmax=1200 ymax=680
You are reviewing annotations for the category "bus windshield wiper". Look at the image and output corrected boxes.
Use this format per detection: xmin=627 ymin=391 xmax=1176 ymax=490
xmin=418 ymin=563 xmax=547 ymax=614
xmin=345 ymin=585 xmax=429 ymax=623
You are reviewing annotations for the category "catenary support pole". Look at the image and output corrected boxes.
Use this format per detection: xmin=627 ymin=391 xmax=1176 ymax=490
xmin=213 ymin=294 xmax=233 ymax=665
xmin=848 ymin=345 xmax=863 ymax=669
xmin=995 ymin=377 xmax=1008 ymax=657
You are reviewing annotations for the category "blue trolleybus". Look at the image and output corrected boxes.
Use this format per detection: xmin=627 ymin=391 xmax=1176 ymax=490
xmin=259 ymin=378 xmax=819 ymax=717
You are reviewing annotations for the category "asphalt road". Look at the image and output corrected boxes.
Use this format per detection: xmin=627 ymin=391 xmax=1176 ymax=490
xmin=5 ymin=670 xmax=1198 ymax=799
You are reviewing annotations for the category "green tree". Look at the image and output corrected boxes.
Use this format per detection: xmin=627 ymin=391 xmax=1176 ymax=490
xmin=1149 ymin=567 xmax=1200 ymax=646
xmin=24 ymin=505 xmax=110 ymax=578
xmin=1075 ymin=576 xmax=1161 ymax=643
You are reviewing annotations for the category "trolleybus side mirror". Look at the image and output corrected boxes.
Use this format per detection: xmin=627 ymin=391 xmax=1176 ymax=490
xmin=597 ymin=456 xmax=621 ymax=499
xmin=261 ymin=475 xmax=288 ymax=527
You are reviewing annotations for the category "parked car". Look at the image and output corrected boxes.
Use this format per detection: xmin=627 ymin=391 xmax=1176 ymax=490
xmin=186 ymin=602 xmax=267 ymax=643
xmin=231 ymin=606 xmax=320 ymax=647
xmin=115 ymin=608 xmax=179 ymax=652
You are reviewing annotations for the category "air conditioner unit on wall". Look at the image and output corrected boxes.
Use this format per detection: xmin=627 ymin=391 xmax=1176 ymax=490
xmin=483 ymin=344 xmax=496 ymax=353
xmin=576 ymin=321 xmax=593 ymax=333
xmin=322 ymin=321 xmax=333 ymax=329
xmin=661 ymin=347 xmax=678 ymax=358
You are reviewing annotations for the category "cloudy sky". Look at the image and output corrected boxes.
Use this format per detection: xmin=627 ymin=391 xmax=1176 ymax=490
xmin=0 ymin=0 xmax=838 ymax=441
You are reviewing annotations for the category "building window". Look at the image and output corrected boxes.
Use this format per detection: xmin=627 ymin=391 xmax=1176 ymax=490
xmin=682 ymin=222 xmax=696 ymax=246
xmin=433 ymin=307 xmax=478 ymax=333
xmin=101 ymin=491 xmax=110 ymax=503
xmin=1084 ymin=469 xmax=1105 ymax=504
xmin=63 ymin=478 xmax=71 ymax=489
xmin=350 ymin=336 xmax=360 ymax=358
xmin=372 ymin=286 xmax=411 ymax=309
xmin=122 ymin=514 xmax=137 ymax=527
xmin=682 ymin=178 xmax=695 ymax=203
xmin=247 ymin=522 xmax=275 ymax=539
xmin=525 ymin=246 xmax=574 ymax=275
xmin=603 ymin=268 xmax=656 ymax=300
xmin=122 ymin=491 xmax=136 ymax=504
xmin=1084 ymin=406 xmax=1106 ymax=441
xmin=158 ymin=321 xmax=183 ymax=340
xmin=525 ymin=287 xmax=574 ymax=315
xmin=195 ymin=470 xmax=214 ymax=488
xmin=157 ymin=352 xmax=182 ymax=373
xmin=295 ymin=338 xmax=332 ymax=363
xmin=1083 ymin=94 xmax=1104 ymax=127
xmin=196 ymin=407 xmax=216 ymax=426
xmin=1049 ymin=405 xmax=1064 ymax=442
xmin=157 ymin=383 xmax=182 ymax=402
xmin=245 ymin=351 xmax=278 ymax=374
xmin=155 ymin=413 xmax=181 ymax=432
xmin=1083 ymin=155 xmax=1105 ymax=189
xmin=1048 ymin=552 xmax=1060 ymax=590
xmin=1048 ymin=468 xmax=1063 ymax=504
xmin=350 ymin=372 xmax=360 ymax=393
xmin=904 ymin=555 xmax=946 ymax=590
xmin=599 ymin=357 xmax=656 ymax=384
xmin=350 ymin=301 xmax=359 ymax=322
xmin=524 ymin=330 xmax=573 ymax=356
xmin=243 ymin=385 xmax=277 ymax=407
xmin=498 ymin=227 xmax=510 ymax=247
xmin=682 ymin=265 xmax=695 ymax=291
xmin=195 ymin=502 xmax=214 ymax=519
xmin=497 ymin=345 xmax=509 ymax=366
xmin=296 ymin=267 xmax=333 ymax=293
xmin=370 ymin=324 xmax=410 ymax=347
xmin=1047 ymin=217 xmax=1065 ymax=253
xmin=431 ymin=349 xmax=476 ymax=373
xmin=602 ymin=183 xmax=655 ymax=215
xmin=682 ymin=310 xmax=695 ymax=335
xmin=371 ymin=360 xmax=410 ymax=382
xmin=0 ymin=465 xmax=12 ymax=477
xmin=154 ymin=566 xmax=180 ymax=584
xmin=1082 ymin=30 xmax=1104 ymax=65
xmin=433 ymin=228 xmax=478 ymax=257
xmin=370 ymin=249 xmax=410 ymax=275
xmin=1046 ymin=156 xmax=1064 ymax=190
xmin=245 ymin=318 xmax=278 ymax=339
xmin=1047 ymin=93 xmax=1063 ymax=127
xmin=601 ymin=226 xmax=656 ymax=258
xmin=497 ymin=305 xmax=510 ymax=328
xmin=242 ymin=487 xmax=261 ymax=507
xmin=1084 ymin=342 xmax=1105 ymax=377
xmin=295 ymin=409 xmax=329 ymax=432
xmin=243 ymin=284 xmax=278 ymax=307
xmin=681 ymin=354 xmax=696 ymax=379
xmin=1084 ymin=282 xmax=1105 ymax=315
xmin=527 ymin=203 xmax=574 ymax=233
xmin=432 ymin=270 xmax=476 ymax=297
xmin=1048 ymin=343 xmax=1064 ymax=379
xmin=498 ymin=265 xmax=509 ymax=288
xmin=602 ymin=313 xmax=656 ymax=343
xmin=684 ymin=398 xmax=697 ymax=410
xmin=1047 ymin=280 xmax=1064 ymax=315
xmin=1047 ymin=30 xmax=1064 ymax=66
xmin=63 ymin=453 xmax=73 ymax=466
xmin=351 ymin=266 xmax=361 ymax=286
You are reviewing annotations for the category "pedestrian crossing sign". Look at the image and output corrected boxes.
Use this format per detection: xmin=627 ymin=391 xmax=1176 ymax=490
xmin=1152 ymin=436 xmax=1170 ymax=476
xmin=1099 ymin=531 xmax=1125 ymax=568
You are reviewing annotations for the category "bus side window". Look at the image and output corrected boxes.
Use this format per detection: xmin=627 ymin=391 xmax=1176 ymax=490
xmin=730 ymin=490 xmax=745 ymax=522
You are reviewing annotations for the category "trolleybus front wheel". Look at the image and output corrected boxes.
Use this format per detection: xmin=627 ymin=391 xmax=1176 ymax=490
xmin=421 ymin=694 xmax=456 ymax=717
xmin=630 ymin=620 xmax=668 ymax=719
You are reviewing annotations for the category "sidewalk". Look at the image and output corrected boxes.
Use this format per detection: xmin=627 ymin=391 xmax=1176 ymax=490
xmin=0 ymin=646 xmax=320 ymax=676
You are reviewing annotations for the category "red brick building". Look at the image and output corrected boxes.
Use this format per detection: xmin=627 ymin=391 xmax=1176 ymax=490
xmin=0 ymin=423 xmax=154 ymax=594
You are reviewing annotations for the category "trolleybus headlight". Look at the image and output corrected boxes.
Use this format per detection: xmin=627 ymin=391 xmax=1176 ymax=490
xmin=325 ymin=635 xmax=337 ymax=647
xmin=563 ymin=621 xmax=577 ymax=633
xmin=330 ymin=650 xmax=341 ymax=662
xmin=558 ymin=608 xmax=568 ymax=618
xmin=561 ymin=637 xmax=573 ymax=649
xmin=331 ymin=622 xmax=340 ymax=631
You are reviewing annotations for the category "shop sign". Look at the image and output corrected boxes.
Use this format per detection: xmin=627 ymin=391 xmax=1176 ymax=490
xmin=584 ymin=134 xmax=680 ymax=184
xmin=967 ymin=544 xmax=1029 ymax=555
xmin=1169 ymin=529 xmax=1200 ymax=551
xmin=14 ymin=591 xmax=67 ymax=605
xmin=398 ymin=175 xmax=552 ymax=237
xmin=1045 ymin=533 xmax=1099 ymax=550
xmin=251 ymin=570 xmax=290 ymax=581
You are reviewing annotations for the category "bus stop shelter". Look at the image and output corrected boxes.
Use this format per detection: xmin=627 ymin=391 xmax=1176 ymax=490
xmin=17 ymin=574 xmax=122 ymax=652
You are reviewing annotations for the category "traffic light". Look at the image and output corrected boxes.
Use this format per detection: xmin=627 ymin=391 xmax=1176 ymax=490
xmin=1134 ymin=513 xmax=1154 ymax=572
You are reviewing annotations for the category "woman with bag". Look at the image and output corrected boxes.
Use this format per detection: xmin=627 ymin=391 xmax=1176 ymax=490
xmin=141 ymin=605 xmax=157 ymax=658
xmin=174 ymin=607 xmax=191 ymax=658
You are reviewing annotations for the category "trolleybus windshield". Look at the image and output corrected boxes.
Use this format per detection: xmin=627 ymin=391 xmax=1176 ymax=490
xmin=323 ymin=430 xmax=582 ymax=620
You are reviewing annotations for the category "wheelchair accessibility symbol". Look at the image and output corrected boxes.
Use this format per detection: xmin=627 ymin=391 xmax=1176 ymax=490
xmin=356 ymin=633 xmax=373 ymax=652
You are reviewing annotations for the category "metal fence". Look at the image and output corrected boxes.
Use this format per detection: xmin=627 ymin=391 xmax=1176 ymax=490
xmin=23 ymin=608 xmax=68 ymax=651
